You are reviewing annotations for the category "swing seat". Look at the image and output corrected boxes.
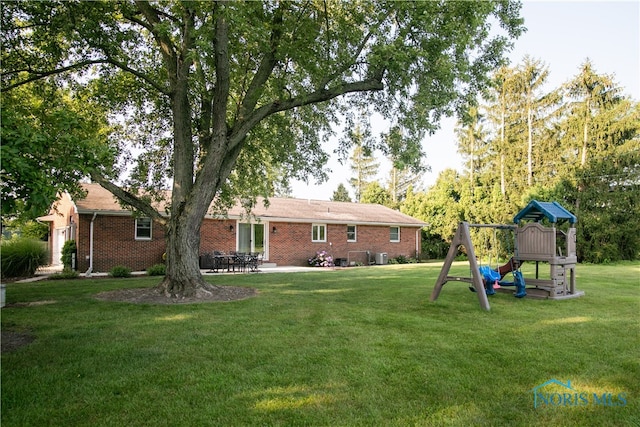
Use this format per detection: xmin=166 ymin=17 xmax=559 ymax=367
xmin=479 ymin=266 xmax=501 ymax=283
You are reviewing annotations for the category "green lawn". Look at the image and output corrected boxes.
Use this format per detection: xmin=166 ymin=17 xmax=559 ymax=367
xmin=2 ymin=262 xmax=638 ymax=426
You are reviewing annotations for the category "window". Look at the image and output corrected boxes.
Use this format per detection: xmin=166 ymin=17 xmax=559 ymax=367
xmin=135 ymin=218 xmax=152 ymax=240
xmin=312 ymin=224 xmax=326 ymax=242
xmin=390 ymin=226 xmax=400 ymax=242
xmin=347 ymin=225 xmax=357 ymax=242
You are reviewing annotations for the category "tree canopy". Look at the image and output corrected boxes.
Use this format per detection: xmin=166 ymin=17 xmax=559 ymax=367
xmin=2 ymin=1 xmax=525 ymax=296
xmin=1 ymin=81 xmax=115 ymax=219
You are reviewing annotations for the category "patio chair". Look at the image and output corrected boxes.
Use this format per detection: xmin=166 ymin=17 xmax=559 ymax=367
xmin=246 ymin=253 xmax=260 ymax=272
xmin=199 ymin=253 xmax=216 ymax=272
xmin=231 ymin=252 xmax=246 ymax=273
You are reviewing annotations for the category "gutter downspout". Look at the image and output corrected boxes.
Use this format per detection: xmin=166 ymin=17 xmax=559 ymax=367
xmin=85 ymin=213 xmax=97 ymax=277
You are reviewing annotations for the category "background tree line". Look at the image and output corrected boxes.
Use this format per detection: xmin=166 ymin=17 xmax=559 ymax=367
xmin=333 ymin=58 xmax=639 ymax=263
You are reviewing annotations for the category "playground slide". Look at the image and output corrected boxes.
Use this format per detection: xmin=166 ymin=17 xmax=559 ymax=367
xmin=496 ymin=257 xmax=521 ymax=279
xmin=493 ymin=257 xmax=526 ymax=298
xmin=477 ymin=258 xmax=526 ymax=298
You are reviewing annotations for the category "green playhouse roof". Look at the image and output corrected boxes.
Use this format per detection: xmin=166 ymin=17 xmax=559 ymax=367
xmin=513 ymin=200 xmax=577 ymax=224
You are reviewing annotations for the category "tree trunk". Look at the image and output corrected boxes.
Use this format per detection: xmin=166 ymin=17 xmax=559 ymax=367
xmin=500 ymin=107 xmax=506 ymax=196
xmin=581 ymin=99 xmax=591 ymax=166
xmin=500 ymin=153 xmax=506 ymax=196
xmin=156 ymin=212 xmax=219 ymax=298
xmin=527 ymin=103 xmax=533 ymax=186
xmin=154 ymin=37 xmax=216 ymax=299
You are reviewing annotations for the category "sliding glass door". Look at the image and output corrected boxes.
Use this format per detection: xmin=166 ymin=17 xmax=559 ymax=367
xmin=238 ymin=223 xmax=265 ymax=254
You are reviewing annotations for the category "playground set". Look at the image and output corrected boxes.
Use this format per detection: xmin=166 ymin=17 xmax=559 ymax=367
xmin=430 ymin=200 xmax=585 ymax=310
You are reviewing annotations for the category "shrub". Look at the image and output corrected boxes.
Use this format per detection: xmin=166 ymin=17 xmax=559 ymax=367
xmin=394 ymin=255 xmax=409 ymax=264
xmin=61 ymin=240 xmax=77 ymax=269
xmin=389 ymin=255 xmax=419 ymax=265
xmin=49 ymin=268 xmax=80 ymax=280
xmin=147 ymin=263 xmax=166 ymax=276
xmin=17 ymin=220 xmax=49 ymax=240
xmin=0 ymin=237 xmax=48 ymax=278
xmin=308 ymin=250 xmax=334 ymax=267
xmin=109 ymin=265 xmax=132 ymax=278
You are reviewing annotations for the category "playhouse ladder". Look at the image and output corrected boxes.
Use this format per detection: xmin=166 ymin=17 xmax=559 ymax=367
xmin=430 ymin=222 xmax=491 ymax=311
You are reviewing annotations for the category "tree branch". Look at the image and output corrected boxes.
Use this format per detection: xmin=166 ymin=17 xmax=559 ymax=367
xmin=230 ymin=77 xmax=384 ymax=149
xmin=211 ymin=6 xmax=230 ymax=142
xmin=135 ymin=0 xmax=179 ymax=85
xmin=191 ymin=6 xmax=231 ymax=211
xmin=105 ymin=56 xmax=170 ymax=95
xmin=319 ymin=30 xmax=375 ymax=89
xmin=1 ymin=59 xmax=105 ymax=91
xmin=237 ymin=4 xmax=284 ymax=121
xmin=90 ymin=174 xmax=166 ymax=225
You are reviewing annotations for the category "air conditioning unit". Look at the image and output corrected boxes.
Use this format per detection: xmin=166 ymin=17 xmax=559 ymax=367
xmin=375 ymin=253 xmax=388 ymax=265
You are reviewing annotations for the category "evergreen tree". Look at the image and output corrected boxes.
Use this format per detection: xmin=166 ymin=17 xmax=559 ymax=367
xmin=513 ymin=56 xmax=560 ymax=187
xmin=484 ymin=65 xmax=519 ymax=196
xmin=558 ymin=62 xmax=640 ymax=261
xmin=387 ymin=163 xmax=423 ymax=205
xmin=348 ymin=124 xmax=380 ymax=202
xmin=331 ymin=183 xmax=352 ymax=202
xmin=414 ymin=60 xmax=639 ymax=263
xmin=455 ymin=105 xmax=488 ymax=196
xmin=563 ymin=60 xmax=624 ymax=169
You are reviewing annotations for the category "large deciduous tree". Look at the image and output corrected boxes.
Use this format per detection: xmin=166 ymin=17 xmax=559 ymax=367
xmin=2 ymin=1 xmax=524 ymax=297
xmin=1 ymin=81 xmax=116 ymax=219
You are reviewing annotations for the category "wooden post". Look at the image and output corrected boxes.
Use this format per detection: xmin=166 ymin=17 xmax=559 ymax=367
xmin=430 ymin=222 xmax=490 ymax=310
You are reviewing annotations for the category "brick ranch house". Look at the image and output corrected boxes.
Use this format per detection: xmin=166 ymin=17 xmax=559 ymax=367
xmin=39 ymin=183 xmax=426 ymax=272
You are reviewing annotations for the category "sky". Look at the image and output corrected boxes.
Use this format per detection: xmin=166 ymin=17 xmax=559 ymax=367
xmin=290 ymin=1 xmax=640 ymax=200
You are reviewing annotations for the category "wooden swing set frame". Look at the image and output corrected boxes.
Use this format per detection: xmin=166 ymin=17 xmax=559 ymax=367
xmin=430 ymin=222 xmax=516 ymax=311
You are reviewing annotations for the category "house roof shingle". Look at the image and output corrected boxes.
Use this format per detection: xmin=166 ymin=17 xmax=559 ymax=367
xmin=73 ymin=183 xmax=426 ymax=227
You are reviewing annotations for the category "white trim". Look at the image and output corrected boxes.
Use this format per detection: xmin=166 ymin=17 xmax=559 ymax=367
xmin=86 ymin=213 xmax=97 ymax=276
xmin=347 ymin=224 xmax=357 ymax=242
xmin=135 ymin=217 xmax=152 ymax=240
xmin=240 ymin=216 xmax=425 ymax=227
xmin=75 ymin=209 xmax=426 ymax=228
xmin=390 ymin=226 xmax=400 ymax=243
xmin=311 ymin=223 xmax=327 ymax=242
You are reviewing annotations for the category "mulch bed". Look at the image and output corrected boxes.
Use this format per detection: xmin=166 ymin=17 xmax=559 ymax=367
xmin=94 ymin=285 xmax=258 ymax=304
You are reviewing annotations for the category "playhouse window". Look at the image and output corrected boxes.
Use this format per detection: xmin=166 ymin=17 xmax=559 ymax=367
xmin=135 ymin=218 xmax=152 ymax=240
xmin=312 ymin=224 xmax=326 ymax=242
xmin=390 ymin=226 xmax=400 ymax=242
xmin=347 ymin=225 xmax=357 ymax=242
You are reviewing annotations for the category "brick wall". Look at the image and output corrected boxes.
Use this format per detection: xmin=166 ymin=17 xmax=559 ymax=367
xmin=77 ymin=214 xmax=166 ymax=273
xmin=199 ymin=219 xmax=237 ymax=254
xmin=76 ymin=214 xmax=420 ymax=271
xmin=268 ymin=222 xmax=419 ymax=266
